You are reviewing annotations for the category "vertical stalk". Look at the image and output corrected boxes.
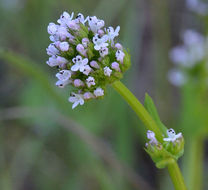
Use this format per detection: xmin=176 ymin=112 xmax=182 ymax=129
xmin=112 ymin=80 xmax=187 ymax=190
xmin=112 ymin=80 xmax=163 ymax=142
xmin=167 ymin=160 xmax=187 ymax=190
xmin=183 ymin=136 xmax=204 ymax=190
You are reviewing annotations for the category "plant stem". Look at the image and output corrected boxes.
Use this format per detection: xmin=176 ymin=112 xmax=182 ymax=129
xmin=167 ymin=160 xmax=187 ymax=190
xmin=112 ymin=80 xmax=187 ymax=190
xmin=112 ymin=80 xmax=163 ymax=142
xmin=183 ymin=136 xmax=204 ymax=190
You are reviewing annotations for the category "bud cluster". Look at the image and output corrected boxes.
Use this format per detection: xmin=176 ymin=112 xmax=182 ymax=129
xmin=46 ymin=12 xmax=131 ymax=109
xmin=145 ymin=129 xmax=184 ymax=169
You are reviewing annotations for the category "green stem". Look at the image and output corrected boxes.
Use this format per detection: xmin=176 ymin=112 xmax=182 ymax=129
xmin=167 ymin=160 xmax=187 ymax=190
xmin=112 ymin=80 xmax=163 ymax=142
xmin=183 ymin=136 xmax=204 ymax=190
xmin=112 ymin=80 xmax=187 ymax=190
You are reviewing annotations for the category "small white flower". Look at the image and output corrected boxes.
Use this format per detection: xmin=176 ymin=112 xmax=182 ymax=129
xmin=68 ymin=92 xmax=84 ymax=109
xmin=71 ymin=55 xmax=88 ymax=72
xmin=47 ymin=23 xmax=58 ymax=35
xmin=163 ymin=128 xmax=182 ymax=142
xmin=104 ymin=26 xmax=120 ymax=44
xmin=74 ymin=13 xmax=87 ymax=24
xmin=86 ymin=76 xmax=95 ymax=87
xmin=59 ymin=42 xmax=69 ymax=51
xmin=146 ymin=130 xmax=158 ymax=145
xmin=87 ymin=16 xmax=105 ymax=33
xmin=56 ymin=70 xmax=72 ymax=81
xmin=168 ymin=69 xmax=187 ymax=87
xmin=104 ymin=66 xmax=112 ymax=77
xmin=116 ymin=50 xmax=125 ymax=63
xmin=57 ymin=11 xmax=74 ymax=26
xmin=99 ymin=47 xmax=109 ymax=57
xmin=94 ymin=87 xmax=104 ymax=97
xmin=46 ymin=44 xmax=59 ymax=56
xmin=83 ymin=65 xmax=92 ymax=76
xmin=55 ymin=79 xmax=71 ymax=88
xmin=93 ymin=34 xmax=108 ymax=50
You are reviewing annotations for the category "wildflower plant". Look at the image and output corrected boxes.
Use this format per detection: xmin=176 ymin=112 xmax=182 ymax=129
xmin=46 ymin=11 xmax=187 ymax=190
xmin=46 ymin=12 xmax=130 ymax=109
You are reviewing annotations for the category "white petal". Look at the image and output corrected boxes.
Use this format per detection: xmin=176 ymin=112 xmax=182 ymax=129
xmin=71 ymin=64 xmax=79 ymax=71
xmin=72 ymin=101 xmax=79 ymax=109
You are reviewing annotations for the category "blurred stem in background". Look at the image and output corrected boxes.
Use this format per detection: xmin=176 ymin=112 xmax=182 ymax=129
xmin=183 ymin=136 xmax=204 ymax=190
xmin=181 ymin=83 xmax=207 ymax=190
xmin=112 ymin=80 xmax=187 ymax=190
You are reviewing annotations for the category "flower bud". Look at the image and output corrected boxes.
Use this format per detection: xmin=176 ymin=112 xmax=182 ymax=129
xmin=74 ymin=79 xmax=84 ymax=87
xmin=76 ymin=44 xmax=87 ymax=56
xmin=83 ymin=92 xmax=94 ymax=100
xmin=59 ymin=42 xmax=70 ymax=51
xmin=111 ymin=62 xmax=120 ymax=71
xmin=90 ymin=61 xmax=99 ymax=69
xmin=115 ymin=43 xmax=123 ymax=50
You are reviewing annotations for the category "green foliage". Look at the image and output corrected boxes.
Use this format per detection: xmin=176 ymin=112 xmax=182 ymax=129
xmin=144 ymin=94 xmax=168 ymax=136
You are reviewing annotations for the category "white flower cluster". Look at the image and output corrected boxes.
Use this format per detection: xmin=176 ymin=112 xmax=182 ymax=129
xmin=46 ymin=11 xmax=130 ymax=109
xmin=168 ymin=30 xmax=207 ymax=86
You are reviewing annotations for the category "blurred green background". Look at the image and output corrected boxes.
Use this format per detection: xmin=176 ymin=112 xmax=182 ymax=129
xmin=0 ymin=0 xmax=207 ymax=189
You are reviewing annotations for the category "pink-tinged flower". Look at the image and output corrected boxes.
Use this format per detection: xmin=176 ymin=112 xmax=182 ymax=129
xmin=111 ymin=62 xmax=120 ymax=71
xmin=73 ymin=79 xmax=84 ymax=87
xmin=90 ymin=61 xmax=100 ymax=69
xmin=76 ymin=44 xmax=87 ymax=56
xmin=83 ymin=92 xmax=94 ymax=100
xmin=115 ymin=43 xmax=123 ymax=50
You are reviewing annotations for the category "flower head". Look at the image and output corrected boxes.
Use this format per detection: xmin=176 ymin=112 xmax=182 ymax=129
xmin=46 ymin=11 xmax=131 ymax=109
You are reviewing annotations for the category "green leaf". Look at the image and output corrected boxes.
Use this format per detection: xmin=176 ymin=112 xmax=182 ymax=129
xmin=144 ymin=93 xmax=167 ymax=135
